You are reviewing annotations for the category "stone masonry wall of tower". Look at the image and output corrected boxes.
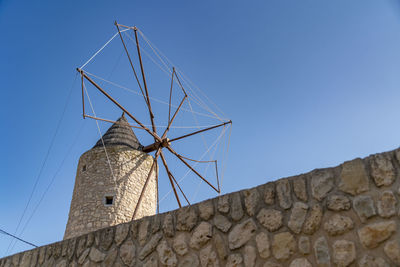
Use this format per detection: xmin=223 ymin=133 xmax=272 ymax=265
xmin=63 ymin=145 xmax=157 ymax=240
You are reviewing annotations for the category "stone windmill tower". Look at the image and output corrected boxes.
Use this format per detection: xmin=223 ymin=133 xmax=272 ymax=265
xmin=64 ymin=114 xmax=157 ymax=239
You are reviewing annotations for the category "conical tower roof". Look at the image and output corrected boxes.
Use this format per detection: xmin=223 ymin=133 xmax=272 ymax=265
xmin=93 ymin=113 xmax=143 ymax=150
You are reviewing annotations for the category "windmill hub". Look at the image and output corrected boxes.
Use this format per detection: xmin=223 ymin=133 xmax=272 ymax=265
xmin=142 ymin=138 xmax=170 ymax=153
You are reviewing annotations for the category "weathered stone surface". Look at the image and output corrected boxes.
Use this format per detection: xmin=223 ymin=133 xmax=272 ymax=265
xmin=214 ymin=214 xmax=232 ymax=233
xmin=139 ymin=219 xmax=150 ymax=246
xmin=257 ymin=209 xmax=283 ymax=232
xmin=173 ymin=233 xmax=188 ymax=256
xmin=64 ymin=146 xmax=157 ymax=240
xmin=333 ymin=240 xmax=356 ymax=267
xmin=289 ymin=258 xmax=312 ymax=267
xmin=384 ymin=240 xmax=400 ymax=265
xmin=353 ymin=195 xmax=376 ymax=222
xmin=143 ymin=255 xmax=158 ymax=267
xmin=326 ymin=195 xmax=351 ymax=211
xmin=243 ymin=188 xmax=260 ymax=216
xmin=162 ymin=213 xmax=174 ymax=237
xmin=276 ymin=179 xmax=292 ymax=209
xmin=263 ymin=260 xmax=282 ymax=267
xmin=190 ymin=222 xmax=213 ymax=250
xmin=359 ymin=255 xmax=389 ymax=267
xmin=157 ymin=240 xmax=177 ymax=267
xmin=151 ymin=215 xmax=161 ymax=234
xmin=298 ymin=236 xmax=310 ymax=255
xmin=88 ymin=248 xmax=105 ymax=263
xmin=139 ymin=232 xmax=163 ymax=260
xmin=217 ymin=195 xmax=229 ymax=214
xmin=256 ymin=232 xmax=270 ymax=259
xmin=314 ymin=236 xmax=330 ymax=267
xmin=377 ymin=190 xmax=397 ymax=218
xmin=358 ymin=220 xmax=396 ymax=248
xmin=288 ymin=202 xmax=308 ymax=234
xmin=303 ymin=204 xmax=323 ymax=235
xmin=323 ymin=214 xmax=354 ymax=236
xmin=130 ymin=221 xmax=138 ymax=239
xmin=176 ymin=206 xmax=197 ymax=231
xmin=272 ymin=232 xmax=296 ymax=261
xmin=19 ymin=251 xmax=31 ymax=267
xmin=339 ymin=158 xmax=369 ymax=195
xmin=230 ymin=192 xmax=244 ymax=221
xmin=55 ymin=259 xmax=67 ymax=267
xmin=199 ymin=200 xmax=214 ymax=220
xmin=78 ymin=248 xmax=90 ymax=265
xmin=115 ymin=223 xmax=129 ymax=246
xmin=226 ymin=254 xmax=243 ymax=267
xmin=264 ymin=183 xmax=275 ymax=205
xmin=293 ymin=176 xmax=307 ymax=202
xmin=228 ymin=219 xmax=257 ymax=250
xmin=214 ymin=233 xmax=227 ymax=260
xmin=120 ymin=240 xmax=135 ymax=266
xmin=103 ymin=247 xmax=118 ymax=266
xmin=180 ymin=254 xmax=200 ymax=267
xmin=243 ymin=246 xmax=256 ymax=267
xmin=199 ymin=245 xmax=219 ymax=267
xmin=311 ymin=170 xmax=335 ymax=201
xmin=370 ymin=153 xmax=395 ymax=187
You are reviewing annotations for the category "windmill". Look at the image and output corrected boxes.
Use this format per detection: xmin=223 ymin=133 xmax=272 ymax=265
xmin=77 ymin=22 xmax=232 ymax=219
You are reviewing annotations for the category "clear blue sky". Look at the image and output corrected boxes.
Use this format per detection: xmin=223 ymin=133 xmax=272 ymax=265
xmin=1 ymin=0 xmax=400 ymax=257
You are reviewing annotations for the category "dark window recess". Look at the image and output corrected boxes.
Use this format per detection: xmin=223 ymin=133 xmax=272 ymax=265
xmin=105 ymin=196 xmax=114 ymax=205
xmin=82 ymin=165 xmax=87 ymax=172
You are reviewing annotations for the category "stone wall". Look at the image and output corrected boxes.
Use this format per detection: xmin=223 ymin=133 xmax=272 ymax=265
xmin=64 ymin=146 xmax=157 ymax=239
xmin=2 ymin=147 xmax=400 ymax=266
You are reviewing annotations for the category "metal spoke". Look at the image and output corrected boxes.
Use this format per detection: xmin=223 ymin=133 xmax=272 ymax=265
xmin=162 ymin=95 xmax=187 ymax=139
xmin=169 ymin=120 xmax=232 ymax=143
xmin=84 ymin=115 xmax=146 ymax=130
xmin=81 ymin=73 xmax=85 ymax=119
xmin=78 ymin=69 xmax=162 ymax=143
xmin=133 ymin=27 xmax=157 ymax=137
xmin=160 ymin=152 xmax=182 ymax=208
xmin=168 ymin=68 xmax=175 ymax=125
xmin=166 ymin=146 xmax=220 ymax=193
xmin=114 ymin=21 xmax=148 ymax=107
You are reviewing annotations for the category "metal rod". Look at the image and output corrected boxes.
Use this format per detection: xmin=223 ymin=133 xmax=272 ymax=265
xmin=115 ymin=23 xmax=135 ymax=30
xmin=132 ymin=148 xmax=161 ymax=219
xmin=166 ymin=146 xmax=220 ymax=193
xmin=156 ymin=160 xmax=159 ymax=214
xmin=84 ymin=115 xmax=145 ymax=130
xmin=161 ymin=151 xmax=191 ymax=205
xmin=161 ymin=95 xmax=187 ymax=139
xmin=133 ymin=27 xmax=157 ymax=136
xmin=114 ymin=21 xmax=148 ymax=107
xmin=174 ymin=70 xmax=188 ymax=96
xmin=160 ymin=152 xmax=182 ymax=208
xmin=81 ymin=73 xmax=85 ymax=119
xmin=169 ymin=120 xmax=232 ymax=143
xmin=78 ymin=69 xmax=162 ymax=143
xmin=168 ymin=67 xmax=175 ymax=126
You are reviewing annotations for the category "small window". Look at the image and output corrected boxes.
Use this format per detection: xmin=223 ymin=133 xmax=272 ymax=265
xmin=105 ymin=196 xmax=114 ymax=206
xmin=82 ymin=165 xmax=87 ymax=172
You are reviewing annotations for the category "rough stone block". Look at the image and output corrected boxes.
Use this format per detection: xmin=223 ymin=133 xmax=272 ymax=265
xmin=311 ymin=169 xmax=335 ymax=201
xmin=353 ymin=195 xmax=376 ymax=222
xmin=370 ymin=153 xmax=395 ymax=187
xmin=332 ymin=240 xmax=356 ymax=267
xmin=257 ymin=209 xmax=283 ymax=232
xmin=288 ymin=202 xmax=308 ymax=234
xmin=276 ymin=179 xmax=292 ymax=209
xmin=358 ymin=220 xmax=396 ymax=249
xmin=339 ymin=158 xmax=369 ymax=195
xmin=272 ymin=232 xmax=296 ymax=261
